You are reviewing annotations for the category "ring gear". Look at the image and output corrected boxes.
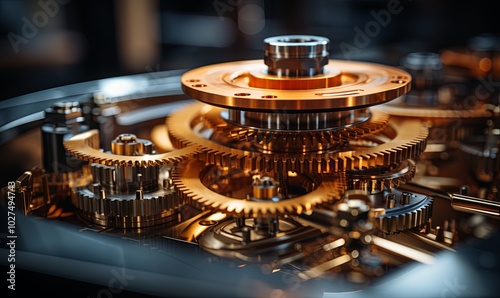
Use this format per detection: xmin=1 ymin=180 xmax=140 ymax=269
xmin=172 ymin=159 xmax=341 ymax=217
xmin=342 ymin=159 xmax=417 ymax=193
xmin=167 ymin=102 xmax=428 ymax=173
xmin=202 ymin=106 xmax=390 ymax=154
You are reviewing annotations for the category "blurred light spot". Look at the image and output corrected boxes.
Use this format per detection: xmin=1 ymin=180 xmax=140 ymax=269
xmin=99 ymin=78 xmax=137 ymax=98
xmin=238 ymin=4 xmax=265 ymax=35
xmin=271 ymin=289 xmax=286 ymax=298
xmin=479 ymin=57 xmax=492 ymax=72
xmin=260 ymin=263 xmax=272 ymax=274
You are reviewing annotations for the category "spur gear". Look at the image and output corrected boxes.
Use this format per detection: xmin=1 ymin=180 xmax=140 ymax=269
xmin=303 ymin=189 xmax=433 ymax=235
xmin=202 ymin=106 xmax=390 ymax=153
xmin=172 ymin=159 xmax=340 ymax=217
xmin=343 ymin=159 xmax=417 ymax=193
xmin=340 ymin=189 xmax=433 ymax=234
xmin=167 ymin=102 xmax=428 ymax=173
xmin=64 ymin=131 xmax=198 ymax=228
xmin=64 ymin=129 xmax=198 ymax=167
xmin=73 ymin=184 xmax=181 ymax=228
xmin=374 ymin=190 xmax=433 ymax=234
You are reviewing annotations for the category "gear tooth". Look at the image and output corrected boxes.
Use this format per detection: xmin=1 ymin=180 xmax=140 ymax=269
xmin=82 ymin=194 xmax=89 ymax=212
xmin=400 ymin=214 xmax=407 ymax=232
xmin=388 ymin=149 xmax=398 ymax=165
xmin=255 ymin=207 xmax=264 ymax=217
xmin=220 ymin=202 xmax=230 ymax=212
xmin=234 ymin=205 xmax=243 ymax=214
xmin=90 ymin=195 xmax=97 ymax=213
xmin=197 ymin=196 xmax=208 ymax=204
xmin=345 ymin=156 xmax=353 ymax=171
xmin=385 ymin=216 xmax=395 ymax=234
xmin=311 ymin=158 xmax=320 ymax=173
xmin=410 ymin=210 xmax=418 ymax=228
xmin=130 ymin=199 xmax=138 ymax=217
xmin=370 ymin=153 xmax=380 ymax=168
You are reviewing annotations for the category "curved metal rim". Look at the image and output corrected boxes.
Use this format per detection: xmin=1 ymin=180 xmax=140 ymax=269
xmin=64 ymin=129 xmax=199 ymax=167
xmin=172 ymin=159 xmax=340 ymax=217
xmin=181 ymin=59 xmax=411 ymax=111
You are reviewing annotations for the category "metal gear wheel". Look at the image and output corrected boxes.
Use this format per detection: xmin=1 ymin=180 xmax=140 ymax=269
xmin=338 ymin=189 xmax=433 ymax=234
xmin=64 ymin=129 xmax=199 ymax=167
xmin=167 ymin=102 xmax=428 ymax=173
xmin=201 ymin=106 xmax=390 ymax=154
xmin=63 ymin=130 xmax=199 ymax=228
xmin=342 ymin=159 xmax=417 ymax=193
xmin=73 ymin=184 xmax=181 ymax=228
xmin=375 ymin=191 xmax=433 ymax=234
xmin=172 ymin=159 xmax=341 ymax=217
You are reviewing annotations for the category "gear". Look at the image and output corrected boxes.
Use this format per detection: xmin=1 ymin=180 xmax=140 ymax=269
xmin=202 ymin=106 xmax=390 ymax=153
xmin=64 ymin=129 xmax=198 ymax=167
xmin=73 ymin=184 xmax=181 ymax=228
xmin=343 ymin=159 xmax=417 ymax=193
xmin=167 ymin=102 xmax=428 ymax=173
xmin=64 ymin=130 xmax=197 ymax=228
xmin=172 ymin=159 xmax=341 ymax=217
xmin=376 ymin=192 xmax=433 ymax=234
xmin=339 ymin=189 xmax=433 ymax=234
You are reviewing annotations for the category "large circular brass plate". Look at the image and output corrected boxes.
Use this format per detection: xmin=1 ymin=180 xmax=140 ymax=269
xmin=181 ymin=60 xmax=411 ymax=111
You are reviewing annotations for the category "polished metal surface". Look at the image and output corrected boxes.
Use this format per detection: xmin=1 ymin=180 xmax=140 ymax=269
xmin=1 ymin=33 xmax=499 ymax=298
xmin=264 ymin=35 xmax=330 ymax=77
xmin=181 ymin=59 xmax=411 ymax=111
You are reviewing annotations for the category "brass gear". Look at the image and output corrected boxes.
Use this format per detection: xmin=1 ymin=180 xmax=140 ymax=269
xmin=64 ymin=129 xmax=198 ymax=167
xmin=172 ymin=159 xmax=341 ymax=217
xmin=343 ymin=159 xmax=417 ymax=193
xmin=167 ymin=102 xmax=428 ymax=173
xmin=202 ymin=106 xmax=390 ymax=153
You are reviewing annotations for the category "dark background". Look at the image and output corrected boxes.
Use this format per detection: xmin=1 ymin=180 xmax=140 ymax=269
xmin=0 ymin=0 xmax=499 ymax=102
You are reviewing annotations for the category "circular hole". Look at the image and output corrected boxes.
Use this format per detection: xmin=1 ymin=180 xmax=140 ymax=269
xmin=278 ymin=37 xmax=313 ymax=43
xmin=186 ymin=79 xmax=200 ymax=83
xmin=234 ymin=93 xmax=251 ymax=96
xmin=199 ymin=220 xmax=218 ymax=226
xmin=391 ymin=80 xmax=405 ymax=84
xmin=192 ymin=84 xmax=207 ymax=87
xmin=261 ymin=95 xmax=277 ymax=99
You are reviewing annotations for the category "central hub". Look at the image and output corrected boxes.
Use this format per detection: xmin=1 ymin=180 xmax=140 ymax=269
xmin=180 ymin=34 xmax=410 ymax=112
xmin=264 ymin=35 xmax=330 ymax=77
